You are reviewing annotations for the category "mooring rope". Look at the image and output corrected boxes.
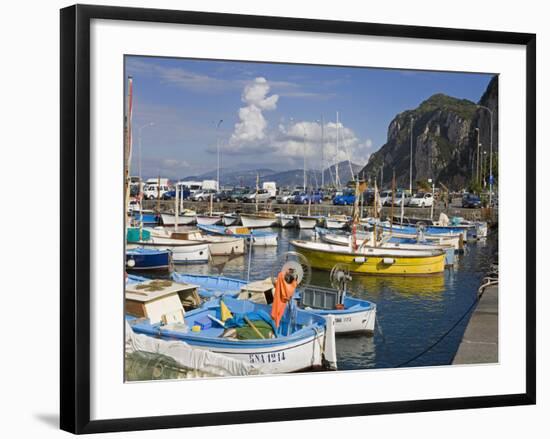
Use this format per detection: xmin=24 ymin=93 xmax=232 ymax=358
xmin=394 ymin=276 xmax=498 ymax=368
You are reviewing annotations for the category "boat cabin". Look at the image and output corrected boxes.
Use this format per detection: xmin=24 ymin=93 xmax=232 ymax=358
xmin=237 ymin=278 xmax=274 ymax=304
xmin=126 ymin=280 xmax=201 ymax=325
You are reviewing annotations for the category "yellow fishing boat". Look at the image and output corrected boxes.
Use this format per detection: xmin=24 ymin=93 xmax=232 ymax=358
xmin=291 ymin=240 xmax=445 ymax=275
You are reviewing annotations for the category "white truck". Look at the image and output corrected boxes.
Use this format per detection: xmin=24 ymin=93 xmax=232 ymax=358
xmin=262 ymin=182 xmax=277 ymax=199
xmin=202 ymin=180 xmax=219 ymax=191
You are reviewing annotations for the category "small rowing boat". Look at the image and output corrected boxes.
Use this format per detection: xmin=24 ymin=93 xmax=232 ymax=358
xmin=161 ymin=210 xmax=197 ymax=226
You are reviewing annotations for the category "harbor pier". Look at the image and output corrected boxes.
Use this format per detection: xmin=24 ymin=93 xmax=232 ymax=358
xmin=453 ymin=282 xmax=498 ymax=364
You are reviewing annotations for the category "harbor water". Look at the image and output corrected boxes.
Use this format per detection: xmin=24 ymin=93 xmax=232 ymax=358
xmin=173 ymin=228 xmax=498 ymax=370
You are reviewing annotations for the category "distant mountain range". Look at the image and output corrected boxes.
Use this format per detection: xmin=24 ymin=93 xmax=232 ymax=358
xmin=183 ymin=161 xmax=363 ymax=188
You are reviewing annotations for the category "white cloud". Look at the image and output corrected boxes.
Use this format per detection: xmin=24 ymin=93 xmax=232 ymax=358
xmin=228 ymin=77 xmax=279 ymax=150
xmin=273 ymin=120 xmax=373 ymax=169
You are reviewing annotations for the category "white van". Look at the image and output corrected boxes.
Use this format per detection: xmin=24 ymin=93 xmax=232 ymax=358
xmin=143 ymin=183 xmax=170 ymax=200
xmin=262 ymin=182 xmax=277 ymax=199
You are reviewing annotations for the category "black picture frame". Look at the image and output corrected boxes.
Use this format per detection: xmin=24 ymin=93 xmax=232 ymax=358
xmin=60 ymin=4 xmax=536 ymax=434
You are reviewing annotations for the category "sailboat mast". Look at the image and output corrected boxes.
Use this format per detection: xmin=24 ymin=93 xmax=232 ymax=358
xmin=124 ymin=76 xmax=134 ymax=226
xmin=335 ymin=111 xmax=340 ymax=189
xmin=321 ymin=115 xmax=325 ymax=189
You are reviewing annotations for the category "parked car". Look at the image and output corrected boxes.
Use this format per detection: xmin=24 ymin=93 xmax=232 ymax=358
xmin=294 ymin=191 xmax=323 ymax=204
xmin=392 ymin=191 xmax=412 ymax=207
xmin=408 ymin=192 xmax=434 ymax=208
xmin=332 ymin=189 xmax=355 ymax=205
xmin=162 ymin=187 xmax=191 ymax=200
xmin=229 ymin=188 xmax=250 ymax=202
xmin=190 ymin=189 xmax=217 ymax=202
xmin=462 ymin=193 xmax=482 ymax=208
xmin=379 ymin=190 xmax=393 ymax=206
xmin=214 ymin=190 xmax=232 ymax=202
xmin=243 ymin=189 xmax=271 ymax=203
xmin=276 ymin=190 xmax=293 ymax=204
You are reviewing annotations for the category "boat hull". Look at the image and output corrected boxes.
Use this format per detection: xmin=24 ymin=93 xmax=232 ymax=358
xmin=292 ymin=241 xmax=446 ymax=275
xmin=223 ymin=215 xmax=239 ymax=226
xmin=126 ymin=248 xmax=171 ymax=271
xmin=325 ymin=218 xmax=348 ymax=229
xmin=240 ymin=214 xmax=277 ymax=228
xmin=207 ymin=237 xmax=245 ymax=256
xmin=127 ymin=240 xmax=209 ymax=264
xmin=198 ymin=224 xmax=278 ymax=247
xmin=277 ymin=214 xmax=295 ymax=228
xmin=196 ymin=215 xmax=222 ymax=226
xmin=298 ymin=217 xmax=318 ymax=229
xmin=161 ymin=213 xmax=196 ymax=226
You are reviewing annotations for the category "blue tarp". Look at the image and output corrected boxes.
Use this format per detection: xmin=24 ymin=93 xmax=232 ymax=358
xmin=223 ymin=309 xmax=278 ymax=335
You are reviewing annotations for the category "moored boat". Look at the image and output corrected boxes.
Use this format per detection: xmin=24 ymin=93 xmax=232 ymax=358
xmin=319 ymin=232 xmax=456 ymax=266
xmin=161 ymin=210 xmax=197 ymax=226
xmin=126 ymin=289 xmax=337 ymax=374
xmin=297 ymin=215 xmax=320 ymax=229
xmin=240 ymin=212 xmax=278 ymax=228
xmin=196 ymin=213 xmax=223 ymax=226
xmin=324 ymin=215 xmax=350 ymax=230
xmin=198 ymin=224 xmax=278 ymax=246
xmin=127 ymin=237 xmax=210 ymax=264
xmin=223 ymin=213 xmax=240 ymax=226
xmin=291 ymin=240 xmax=446 ymax=275
xmin=149 ymin=227 xmax=245 ymax=256
xmin=276 ymin=212 xmax=295 ymax=228
xmin=126 ymin=247 xmax=171 ymax=271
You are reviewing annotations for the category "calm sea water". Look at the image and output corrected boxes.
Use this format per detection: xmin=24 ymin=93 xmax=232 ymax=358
xmin=173 ymin=228 xmax=498 ymax=370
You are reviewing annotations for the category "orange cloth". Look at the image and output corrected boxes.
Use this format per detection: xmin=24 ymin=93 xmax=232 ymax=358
xmin=271 ymin=271 xmax=298 ymax=328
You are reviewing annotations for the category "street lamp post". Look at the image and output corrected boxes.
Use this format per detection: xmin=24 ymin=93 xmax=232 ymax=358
xmin=477 ymin=105 xmax=494 ymax=206
xmin=474 ymin=127 xmax=480 ymax=185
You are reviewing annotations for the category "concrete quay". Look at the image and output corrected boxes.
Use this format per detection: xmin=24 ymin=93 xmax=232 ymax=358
xmin=452 ymin=283 xmax=498 ymax=365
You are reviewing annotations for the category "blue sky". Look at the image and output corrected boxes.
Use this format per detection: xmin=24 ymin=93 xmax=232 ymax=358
xmin=126 ymin=56 xmax=494 ymax=180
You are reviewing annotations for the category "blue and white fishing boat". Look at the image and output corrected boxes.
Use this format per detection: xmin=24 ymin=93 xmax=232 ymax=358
xmin=198 ymin=224 xmax=278 ymax=246
xmin=172 ymin=272 xmax=245 ymax=298
xmin=174 ymin=267 xmax=376 ymax=334
xmin=126 ymin=248 xmax=171 ymax=271
xmin=126 ymin=288 xmax=337 ymax=374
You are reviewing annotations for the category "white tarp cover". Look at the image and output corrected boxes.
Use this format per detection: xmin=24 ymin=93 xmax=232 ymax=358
xmin=125 ymin=322 xmax=257 ymax=377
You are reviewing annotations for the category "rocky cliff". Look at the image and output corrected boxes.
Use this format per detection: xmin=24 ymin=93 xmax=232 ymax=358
xmin=360 ymin=76 xmax=498 ymax=190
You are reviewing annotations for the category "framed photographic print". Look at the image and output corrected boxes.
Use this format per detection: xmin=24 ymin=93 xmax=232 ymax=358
xmin=60 ymin=4 xmax=536 ymax=434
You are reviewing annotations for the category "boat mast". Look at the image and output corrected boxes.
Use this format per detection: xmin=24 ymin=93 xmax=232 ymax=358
xmin=321 ymin=115 xmax=325 ymax=189
xmin=390 ymin=170 xmax=395 ymax=235
xmin=216 ymin=119 xmax=223 ymax=191
xmin=255 ymin=172 xmax=259 ymax=213
xmin=124 ymin=76 xmax=134 ymax=228
xmin=335 ymin=111 xmax=340 ymax=189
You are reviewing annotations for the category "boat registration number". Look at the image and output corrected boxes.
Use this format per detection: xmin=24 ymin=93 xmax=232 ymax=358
xmin=334 ymin=317 xmax=352 ymax=323
xmin=248 ymin=352 xmax=286 ymax=364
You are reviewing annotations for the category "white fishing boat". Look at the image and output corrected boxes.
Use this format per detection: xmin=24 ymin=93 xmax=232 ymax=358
xmin=127 ymin=236 xmax=209 ymax=264
xmin=149 ymin=227 xmax=245 ymax=256
xmin=297 ymin=215 xmax=319 ymax=229
xmin=196 ymin=213 xmax=223 ymax=226
xmin=161 ymin=209 xmax=197 ymax=226
xmin=126 ymin=289 xmax=337 ymax=374
xmin=240 ymin=212 xmax=278 ymax=228
xmin=324 ymin=215 xmax=350 ymax=230
xmin=276 ymin=213 xmax=295 ymax=228
xmin=223 ymin=213 xmax=240 ymax=226
xmin=198 ymin=224 xmax=278 ymax=246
